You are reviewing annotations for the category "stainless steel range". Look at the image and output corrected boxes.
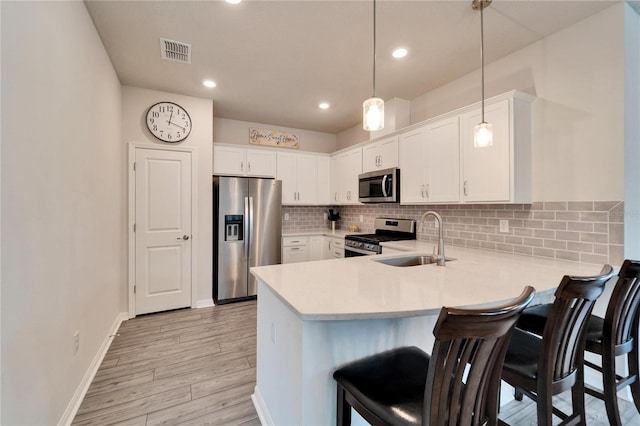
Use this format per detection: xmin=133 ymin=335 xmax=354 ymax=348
xmin=344 ymin=218 xmax=416 ymax=257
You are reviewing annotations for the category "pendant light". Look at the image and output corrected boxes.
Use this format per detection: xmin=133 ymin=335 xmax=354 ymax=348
xmin=472 ymin=0 xmax=493 ymax=147
xmin=363 ymin=0 xmax=384 ymax=131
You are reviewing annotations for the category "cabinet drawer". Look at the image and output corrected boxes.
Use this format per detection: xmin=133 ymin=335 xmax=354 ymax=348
xmin=282 ymin=246 xmax=309 ymax=264
xmin=283 ymin=236 xmax=308 ymax=247
xmin=332 ymin=248 xmax=344 ymax=258
xmin=332 ymin=239 xmax=344 ymax=249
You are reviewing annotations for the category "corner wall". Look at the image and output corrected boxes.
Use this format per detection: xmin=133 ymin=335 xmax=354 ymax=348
xmin=1 ymin=2 xmax=124 ymax=424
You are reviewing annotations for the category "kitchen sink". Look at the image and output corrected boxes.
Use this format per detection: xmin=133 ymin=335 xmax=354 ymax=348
xmin=373 ymin=254 xmax=456 ymax=267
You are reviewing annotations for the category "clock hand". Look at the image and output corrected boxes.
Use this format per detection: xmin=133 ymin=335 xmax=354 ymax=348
xmin=168 ymin=110 xmax=174 ymax=125
xmin=170 ymin=122 xmax=186 ymax=132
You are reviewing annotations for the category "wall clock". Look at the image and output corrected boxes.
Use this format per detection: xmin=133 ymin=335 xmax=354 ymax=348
xmin=146 ymin=101 xmax=192 ymax=143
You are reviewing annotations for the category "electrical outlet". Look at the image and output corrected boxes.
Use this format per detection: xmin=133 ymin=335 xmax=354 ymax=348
xmin=284 ymin=213 xmax=290 ymax=221
xmin=270 ymin=322 xmax=277 ymax=344
xmin=74 ymin=331 xmax=80 ymax=355
xmin=323 ymin=213 xmax=328 ymax=220
xmin=499 ymin=220 xmax=509 ymax=233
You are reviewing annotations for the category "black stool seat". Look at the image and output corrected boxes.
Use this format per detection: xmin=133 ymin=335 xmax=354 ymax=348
xmin=502 ymin=329 xmax=542 ymax=382
xmin=333 ymin=347 xmax=429 ymax=426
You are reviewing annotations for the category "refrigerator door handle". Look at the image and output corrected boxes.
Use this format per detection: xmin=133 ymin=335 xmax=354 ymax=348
xmin=248 ymin=196 xmax=254 ymax=261
xmin=244 ymin=196 xmax=250 ymax=260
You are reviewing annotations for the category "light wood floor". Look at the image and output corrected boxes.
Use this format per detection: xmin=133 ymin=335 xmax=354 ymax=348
xmin=74 ymin=300 xmax=640 ymax=425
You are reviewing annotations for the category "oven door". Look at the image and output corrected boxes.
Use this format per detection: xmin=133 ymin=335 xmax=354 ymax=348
xmin=344 ymin=246 xmax=378 ymax=257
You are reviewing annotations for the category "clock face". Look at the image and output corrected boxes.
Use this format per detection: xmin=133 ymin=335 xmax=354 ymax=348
xmin=146 ymin=102 xmax=192 ymax=143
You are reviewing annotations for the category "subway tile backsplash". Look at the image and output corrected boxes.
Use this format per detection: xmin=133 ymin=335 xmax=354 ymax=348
xmin=282 ymin=201 xmax=624 ymax=266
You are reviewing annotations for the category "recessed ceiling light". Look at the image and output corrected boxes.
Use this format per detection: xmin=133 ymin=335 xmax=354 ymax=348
xmin=203 ymin=80 xmax=217 ymax=88
xmin=226 ymin=0 xmax=241 ymax=4
xmin=319 ymin=102 xmax=330 ymax=110
xmin=392 ymin=48 xmax=408 ymax=59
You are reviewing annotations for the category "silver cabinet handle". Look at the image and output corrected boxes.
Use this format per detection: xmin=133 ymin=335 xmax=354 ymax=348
xmin=177 ymin=235 xmax=190 ymax=240
xmin=240 ymin=162 xmax=244 ymax=172
xmin=421 ymin=185 xmax=425 ymax=198
xmin=426 ymin=184 xmax=430 ymax=198
xmin=463 ymin=181 xmax=469 ymax=196
xmin=248 ymin=162 xmax=251 ymax=173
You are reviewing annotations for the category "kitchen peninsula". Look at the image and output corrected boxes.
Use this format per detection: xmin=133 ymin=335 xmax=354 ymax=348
xmin=249 ymin=245 xmax=606 ymax=426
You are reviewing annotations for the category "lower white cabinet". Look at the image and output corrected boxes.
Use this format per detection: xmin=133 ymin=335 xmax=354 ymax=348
xmin=323 ymin=236 xmax=344 ymax=259
xmin=282 ymin=236 xmax=309 ymax=264
xmin=309 ymin=236 xmax=324 ymax=261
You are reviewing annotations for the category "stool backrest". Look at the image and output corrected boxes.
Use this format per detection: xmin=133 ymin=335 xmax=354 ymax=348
xmin=607 ymin=260 xmax=640 ymax=349
xmin=424 ymin=286 xmax=535 ymax=426
xmin=542 ymin=265 xmax=614 ymax=383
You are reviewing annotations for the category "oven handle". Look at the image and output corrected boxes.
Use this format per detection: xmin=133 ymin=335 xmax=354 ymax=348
xmin=345 ymin=246 xmax=377 ymax=256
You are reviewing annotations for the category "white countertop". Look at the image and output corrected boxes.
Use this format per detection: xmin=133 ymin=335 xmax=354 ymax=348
xmin=282 ymin=229 xmax=354 ymax=238
xmin=251 ymin=245 xmax=609 ymax=321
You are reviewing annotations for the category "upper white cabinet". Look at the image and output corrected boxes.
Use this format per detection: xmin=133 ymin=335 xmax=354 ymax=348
xmin=316 ymin=156 xmax=331 ymax=205
xmin=399 ymin=116 xmax=459 ymax=204
xmin=459 ymin=96 xmax=532 ymax=203
xmin=362 ymin=136 xmax=398 ymax=172
xmin=335 ymin=147 xmax=362 ymax=204
xmin=277 ymin=152 xmax=320 ymax=205
xmin=213 ymin=145 xmax=276 ymax=177
xmin=329 ymin=156 xmax=339 ymax=204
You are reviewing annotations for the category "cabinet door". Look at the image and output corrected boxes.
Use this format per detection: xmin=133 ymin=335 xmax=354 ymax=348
xmin=362 ymin=143 xmax=379 ymax=173
xmin=309 ymin=236 xmax=324 ymax=261
xmin=339 ymin=148 xmax=362 ymax=204
xmin=330 ymin=156 xmax=340 ymax=204
xmin=213 ymin=145 xmax=245 ymax=176
xmin=276 ymin=152 xmax=298 ymax=204
xmin=425 ymin=117 xmax=460 ymax=203
xmin=377 ymin=136 xmax=398 ymax=169
xmin=460 ymin=99 xmax=511 ymax=202
xmin=246 ymin=149 xmax=276 ymax=177
xmin=296 ymin=154 xmax=318 ymax=204
xmin=282 ymin=246 xmax=309 ymax=264
xmin=399 ymin=128 xmax=427 ymax=203
xmin=316 ymin=156 xmax=330 ymax=205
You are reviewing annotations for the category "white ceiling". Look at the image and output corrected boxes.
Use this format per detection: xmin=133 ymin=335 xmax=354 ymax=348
xmin=85 ymin=0 xmax=619 ymax=134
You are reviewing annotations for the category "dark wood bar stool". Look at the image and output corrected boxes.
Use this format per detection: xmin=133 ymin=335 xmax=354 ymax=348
xmin=516 ymin=259 xmax=640 ymax=425
xmin=500 ymin=265 xmax=614 ymax=426
xmin=332 ymin=286 xmax=535 ymax=426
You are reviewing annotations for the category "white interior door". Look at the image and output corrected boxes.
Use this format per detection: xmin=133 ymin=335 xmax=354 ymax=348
xmin=135 ymin=148 xmax=192 ymax=315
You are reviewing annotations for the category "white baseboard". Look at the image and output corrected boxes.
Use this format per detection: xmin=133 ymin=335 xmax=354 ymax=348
xmin=196 ymin=298 xmax=214 ymax=308
xmin=251 ymin=386 xmax=273 ymax=426
xmin=57 ymin=311 xmax=128 ymax=426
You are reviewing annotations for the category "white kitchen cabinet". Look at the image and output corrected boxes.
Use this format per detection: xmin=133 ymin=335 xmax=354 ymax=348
xmin=282 ymin=236 xmax=309 ymax=264
xmin=399 ymin=116 xmax=459 ymax=204
xmin=323 ymin=235 xmax=344 ymax=259
xmin=309 ymin=236 xmax=324 ymax=261
xmin=336 ymin=147 xmax=362 ymax=204
xmin=459 ymin=96 xmax=532 ymax=203
xmin=316 ymin=156 xmax=331 ymax=205
xmin=329 ymin=155 xmax=339 ymax=204
xmin=362 ymin=136 xmax=398 ymax=172
xmin=277 ymin=152 xmax=318 ymax=204
xmin=213 ymin=144 xmax=276 ymax=177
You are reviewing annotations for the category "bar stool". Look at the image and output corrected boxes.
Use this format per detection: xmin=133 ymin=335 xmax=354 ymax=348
xmin=500 ymin=265 xmax=614 ymax=426
xmin=516 ymin=259 xmax=640 ymax=425
xmin=332 ymin=286 xmax=535 ymax=426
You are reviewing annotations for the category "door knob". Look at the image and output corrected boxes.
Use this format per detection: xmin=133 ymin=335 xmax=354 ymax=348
xmin=178 ymin=235 xmax=190 ymax=240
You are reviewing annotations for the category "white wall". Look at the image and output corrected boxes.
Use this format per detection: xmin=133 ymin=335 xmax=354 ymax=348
xmin=1 ymin=2 xmax=124 ymax=424
xmin=214 ymin=117 xmax=337 ymax=154
xmin=338 ymin=4 xmax=626 ymax=202
xmin=624 ymin=3 xmax=640 ymax=259
xmin=122 ymin=86 xmax=214 ymax=307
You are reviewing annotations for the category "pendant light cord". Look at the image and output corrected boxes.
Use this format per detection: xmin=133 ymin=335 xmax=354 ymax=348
xmin=372 ymin=0 xmax=377 ymax=98
xmin=480 ymin=1 xmax=485 ymax=122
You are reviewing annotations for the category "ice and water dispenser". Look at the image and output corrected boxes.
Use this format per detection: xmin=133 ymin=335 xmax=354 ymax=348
xmin=224 ymin=215 xmax=244 ymax=242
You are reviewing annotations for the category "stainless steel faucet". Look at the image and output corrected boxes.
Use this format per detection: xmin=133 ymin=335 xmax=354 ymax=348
xmin=420 ymin=211 xmax=446 ymax=266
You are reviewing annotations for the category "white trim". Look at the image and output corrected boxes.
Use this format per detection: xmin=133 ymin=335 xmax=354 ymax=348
xmin=128 ymin=143 xmax=197 ymax=319
xmin=57 ymin=312 xmax=128 ymax=426
xmin=196 ymin=298 xmax=215 ymax=309
xmin=251 ymin=386 xmax=274 ymax=426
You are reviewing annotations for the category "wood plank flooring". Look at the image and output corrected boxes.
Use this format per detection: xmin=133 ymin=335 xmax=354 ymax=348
xmin=74 ymin=300 xmax=640 ymax=425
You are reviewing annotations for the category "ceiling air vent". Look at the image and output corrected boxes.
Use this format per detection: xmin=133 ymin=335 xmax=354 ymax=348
xmin=160 ymin=38 xmax=191 ymax=64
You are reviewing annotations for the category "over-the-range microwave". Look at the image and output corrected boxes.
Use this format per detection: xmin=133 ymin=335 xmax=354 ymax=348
xmin=358 ymin=167 xmax=400 ymax=203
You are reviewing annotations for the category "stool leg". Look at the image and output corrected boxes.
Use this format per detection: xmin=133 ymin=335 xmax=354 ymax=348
xmin=336 ymin=385 xmax=351 ymax=426
xmin=514 ymin=388 xmax=523 ymax=401
xmin=629 ymin=344 xmax=640 ymax=414
xmin=602 ymin=351 xmax=623 ymax=426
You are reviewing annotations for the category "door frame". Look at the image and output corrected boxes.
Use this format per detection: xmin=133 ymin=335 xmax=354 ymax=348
xmin=128 ymin=143 xmax=198 ymax=318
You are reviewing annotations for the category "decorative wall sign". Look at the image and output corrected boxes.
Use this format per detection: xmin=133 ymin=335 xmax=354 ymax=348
xmin=249 ymin=128 xmax=300 ymax=149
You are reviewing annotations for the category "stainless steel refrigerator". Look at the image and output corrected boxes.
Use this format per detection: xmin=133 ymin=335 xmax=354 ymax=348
xmin=213 ymin=176 xmax=282 ymax=304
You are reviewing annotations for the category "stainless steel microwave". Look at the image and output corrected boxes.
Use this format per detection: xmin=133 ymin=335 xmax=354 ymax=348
xmin=358 ymin=167 xmax=400 ymax=203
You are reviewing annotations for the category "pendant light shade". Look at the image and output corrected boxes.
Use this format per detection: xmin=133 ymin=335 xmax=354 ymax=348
xmin=472 ymin=0 xmax=492 ymax=147
xmin=363 ymin=0 xmax=384 ymax=131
